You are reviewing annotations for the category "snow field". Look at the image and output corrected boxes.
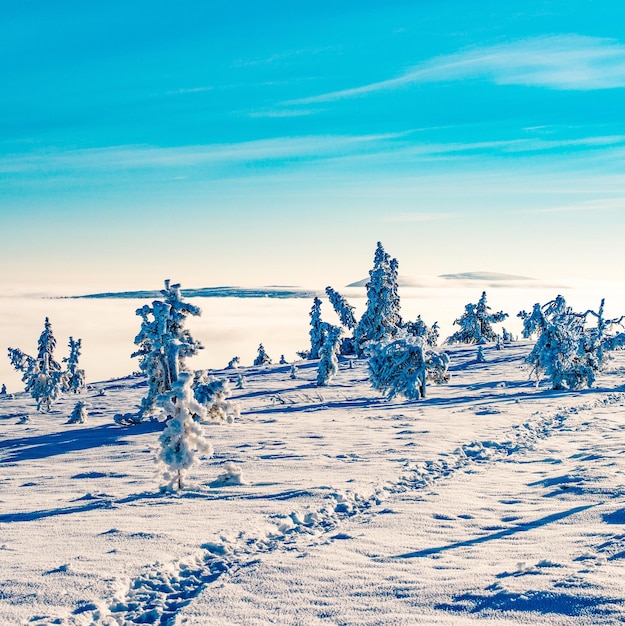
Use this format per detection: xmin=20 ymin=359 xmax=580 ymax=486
xmin=1 ymin=342 xmax=625 ymax=624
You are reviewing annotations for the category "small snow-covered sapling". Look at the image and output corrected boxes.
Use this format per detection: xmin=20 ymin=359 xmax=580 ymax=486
xmin=68 ymin=400 xmax=88 ymax=424
xmin=253 ymin=343 xmax=272 ymax=366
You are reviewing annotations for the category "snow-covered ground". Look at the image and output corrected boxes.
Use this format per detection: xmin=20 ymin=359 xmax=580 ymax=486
xmin=2 ymin=341 xmax=625 ymax=625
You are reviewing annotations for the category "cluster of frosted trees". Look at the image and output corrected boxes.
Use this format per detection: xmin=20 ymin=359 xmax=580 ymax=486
xmin=7 ymin=246 xmax=625 ymax=490
xmin=302 ymin=243 xmax=625 ymax=396
xmin=302 ymin=242 xmax=450 ymax=399
xmin=7 ymin=318 xmax=86 ymax=416
xmin=518 ymin=296 xmax=625 ymax=390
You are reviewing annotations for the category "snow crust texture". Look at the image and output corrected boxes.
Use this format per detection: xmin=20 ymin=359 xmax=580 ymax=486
xmin=2 ymin=343 xmax=625 ymax=625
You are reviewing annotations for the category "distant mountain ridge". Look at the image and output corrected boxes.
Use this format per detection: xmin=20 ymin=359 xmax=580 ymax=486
xmin=346 ymin=276 xmax=424 ymax=288
xmin=69 ymin=286 xmax=321 ymax=300
xmin=439 ymin=271 xmax=534 ymax=281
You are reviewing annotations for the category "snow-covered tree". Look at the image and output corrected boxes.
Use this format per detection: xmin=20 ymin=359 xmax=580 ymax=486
xmin=367 ymin=334 xmax=427 ymax=400
xmin=235 ymin=374 xmax=245 ymax=389
xmin=316 ymin=325 xmax=342 ymax=386
xmin=0 ymin=384 xmax=6 ymax=395
xmin=325 ymin=286 xmax=357 ymax=330
xmin=226 ymin=356 xmax=240 ymax=369
xmin=308 ymin=297 xmax=326 ymax=359
xmin=279 ymin=354 xmax=287 ymax=365
xmin=502 ymin=328 xmax=515 ymax=343
xmin=8 ymin=317 xmax=63 ymax=412
xmin=368 ymin=330 xmax=449 ymax=400
xmin=157 ymin=372 xmax=213 ymax=491
xmin=61 ymin=337 xmax=86 ymax=394
xmin=353 ymin=242 xmax=402 ymax=354
xmin=476 ymin=346 xmax=486 ymax=363
xmin=519 ymin=295 xmax=625 ymax=390
xmin=290 ymin=363 xmax=298 ymax=379
xmin=192 ymin=370 xmax=239 ymax=423
xmin=405 ymin=316 xmax=439 ymax=347
xmin=127 ymin=280 xmax=203 ymax=422
xmin=67 ymin=400 xmax=88 ymax=424
xmin=253 ymin=343 xmax=272 ymax=366
xmin=447 ymin=292 xmax=508 ymax=344
xmin=424 ymin=349 xmax=451 ymax=384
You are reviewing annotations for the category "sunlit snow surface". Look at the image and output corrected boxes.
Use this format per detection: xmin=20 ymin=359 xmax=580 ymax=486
xmin=2 ymin=342 xmax=625 ymax=624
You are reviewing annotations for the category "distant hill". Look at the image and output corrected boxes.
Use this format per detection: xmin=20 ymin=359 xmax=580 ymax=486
xmin=69 ymin=286 xmax=321 ymax=300
xmin=439 ymin=271 xmax=534 ymax=281
xmin=346 ymin=276 xmax=425 ymax=288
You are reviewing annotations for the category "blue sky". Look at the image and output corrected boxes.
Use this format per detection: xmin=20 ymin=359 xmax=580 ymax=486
xmin=2 ymin=0 xmax=625 ymax=289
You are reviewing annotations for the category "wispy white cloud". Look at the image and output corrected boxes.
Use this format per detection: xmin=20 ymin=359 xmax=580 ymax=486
xmin=288 ymin=34 xmax=625 ymax=104
xmin=2 ymin=132 xmax=623 ymax=178
xmin=0 ymin=134 xmax=407 ymax=174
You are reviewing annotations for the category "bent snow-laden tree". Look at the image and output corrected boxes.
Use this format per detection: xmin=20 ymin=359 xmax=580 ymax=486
xmin=325 ymin=286 xmax=357 ymax=330
xmin=447 ymin=291 xmax=508 ymax=344
xmin=353 ymin=242 xmax=402 ymax=354
xmin=8 ymin=317 xmax=63 ymax=412
xmin=518 ymin=295 xmax=625 ymax=390
xmin=368 ymin=333 xmax=449 ymax=401
xmin=61 ymin=337 xmax=86 ymax=394
xmin=121 ymin=280 xmax=203 ymax=423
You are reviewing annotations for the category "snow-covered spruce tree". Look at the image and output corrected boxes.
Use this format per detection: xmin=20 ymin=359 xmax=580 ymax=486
xmin=0 ymin=384 xmax=5 ymax=395
xmin=308 ymin=297 xmax=326 ymax=359
xmin=156 ymin=372 xmax=213 ymax=491
xmin=476 ymin=346 xmax=486 ymax=363
xmin=405 ymin=316 xmax=440 ymax=347
xmin=61 ymin=337 xmax=86 ymax=394
xmin=424 ymin=349 xmax=450 ymax=385
xmin=67 ymin=400 xmax=88 ymax=424
xmin=353 ymin=242 xmax=402 ymax=355
xmin=502 ymin=328 xmax=515 ymax=343
xmin=279 ymin=354 xmax=287 ymax=365
xmin=325 ymin=286 xmax=357 ymax=330
xmin=518 ymin=295 xmax=625 ymax=390
xmin=316 ymin=325 xmax=342 ymax=386
xmin=124 ymin=280 xmax=203 ymax=423
xmin=8 ymin=317 xmax=63 ymax=412
xmin=367 ymin=334 xmax=426 ymax=400
xmin=367 ymin=331 xmax=450 ymax=400
xmin=253 ymin=343 xmax=272 ymax=366
xmin=447 ymin=292 xmax=508 ymax=344
xmin=192 ymin=370 xmax=239 ymax=423
xmin=226 ymin=356 xmax=240 ymax=369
